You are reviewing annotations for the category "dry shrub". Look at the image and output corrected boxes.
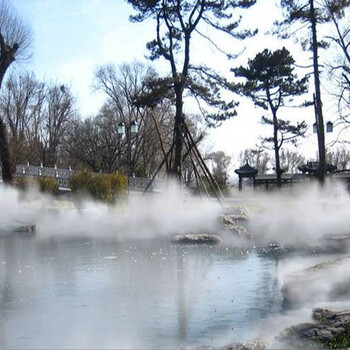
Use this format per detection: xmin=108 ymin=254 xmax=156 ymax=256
xmin=69 ymin=171 xmax=127 ymax=204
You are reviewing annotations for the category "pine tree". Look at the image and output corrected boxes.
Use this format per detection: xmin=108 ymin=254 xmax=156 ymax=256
xmin=126 ymin=0 xmax=257 ymax=179
xmin=233 ymin=47 xmax=308 ymax=184
xmin=276 ymin=0 xmax=350 ymax=183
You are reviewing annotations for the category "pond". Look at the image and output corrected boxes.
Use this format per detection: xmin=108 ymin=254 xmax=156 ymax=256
xmin=0 ymin=234 xmax=283 ymax=349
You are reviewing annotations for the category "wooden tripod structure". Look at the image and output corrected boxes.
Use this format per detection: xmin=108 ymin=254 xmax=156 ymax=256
xmin=144 ymin=121 xmax=225 ymax=205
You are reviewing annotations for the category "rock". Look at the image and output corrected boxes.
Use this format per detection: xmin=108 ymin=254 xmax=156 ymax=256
xmin=305 ymin=257 xmax=346 ymax=273
xmin=312 ymin=308 xmax=350 ymax=326
xmin=171 ymin=233 xmax=222 ymax=245
xmin=318 ymin=234 xmax=350 ymax=253
xmin=281 ymin=256 xmax=350 ymax=304
xmin=227 ymin=213 xmax=249 ymax=224
xmin=221 ymin=214 xmax=236 ymax=226
xmin=0 ymin=223 xmax=36 ymax=234
xmin=278 ymin=322 xmax=332 ymax=346
xmin=224 ymin=339 xmax=266 ymax=350
xmin=277 ymin=308 xmax=350 ymax=348
xmin=220 ymin=211 xmax=248 ymax=225
xmin=220 ymin=214 xmax=253 ymax=240
xmin=323 ymin=234 xmax=350 ymax=243
xmin=14 ymin=223 xmax=36 ymax=233
xmin=222 ymin=206 xmax=248 ymax=216
xmin=229 ymin=225 xmax=253 ymax=240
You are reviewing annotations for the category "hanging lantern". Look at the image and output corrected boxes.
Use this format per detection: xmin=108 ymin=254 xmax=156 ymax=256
xmin=326 ymin=121 xmax=333 ymax=133
xmin=130 ymin=120 xmax=139 ymax=134
xmin=117 ymin=122 xmax=126 ymax=135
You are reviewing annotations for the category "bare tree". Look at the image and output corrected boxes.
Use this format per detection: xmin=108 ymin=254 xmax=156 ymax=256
xmin=64 ymin=96 xmax=175 ymax=176
xmin=0 ymin=72 xmax=45 ymax=165
xmin=327 ymin=145 xmax=350 ymax=170
xmin=94 ymin=62 xmax=156 ymax=124
xmin=39 ymin=84 xmax=76 ymax=167
xmin=205 ymin=150 xmax=231 ymax=190
xmin=326 ymin=6 xmax=350 ymax=133
xmin=94 ymin=62 xmax=175 ymax=175
xmin=64 ymin=116 xmax=104 ymax=172
xmin=238 ymin=148 xmax=272 ymax=174
xmin=279 ymin=149 xmax=306 ymax=173
xmin=0 ymin=0 xmax=32 ymax=183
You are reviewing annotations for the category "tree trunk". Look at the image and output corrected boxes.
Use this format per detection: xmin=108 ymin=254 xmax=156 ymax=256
xmin=272 ymin=111 xmax=282 ymax=187
xmin=0 ymin=47 xmax=17 ymax=186
xmin=150 ymin=111 xmax=169 ymax=172
xmin=0 ymin=117 xmax=14 ymax=184
xmin=171 ymin=84 xmax=184 ymax=180
xmin=310 ymin=0 xmax=326 ymax=184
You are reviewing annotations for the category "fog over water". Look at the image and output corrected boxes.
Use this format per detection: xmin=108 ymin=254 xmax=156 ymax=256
xmin=0 ymin=181 xmax=349 ymax=348
xmin=234 ymin=181 xmax=350 ymax=245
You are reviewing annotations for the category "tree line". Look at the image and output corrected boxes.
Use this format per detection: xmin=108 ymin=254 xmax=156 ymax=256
xmin=0 ymin=64 xmax=176 ymax=175
xmin=1 ymin=0 xmax=350 ymax=189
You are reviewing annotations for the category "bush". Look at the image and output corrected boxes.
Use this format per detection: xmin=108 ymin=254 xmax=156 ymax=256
xmin=39 ymin=176 xmax=59 ymax=195
xmin=68 ymin=171 xmax=91 ymax=194
xmin=16 ymin=177 xmax=36 ymax=191
xmin=16 ymin=176 xmax=59 ymax=195
xmin=68 ymin=171 xmax=128 ymax=204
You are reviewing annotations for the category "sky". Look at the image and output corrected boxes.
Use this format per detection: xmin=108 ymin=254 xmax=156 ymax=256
xmin=10 ymin=0 xmax=346 ymax=171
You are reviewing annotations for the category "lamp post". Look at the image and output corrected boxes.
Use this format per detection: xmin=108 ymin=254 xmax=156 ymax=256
xmin=117 ymin=120 xmax=139 ymax=188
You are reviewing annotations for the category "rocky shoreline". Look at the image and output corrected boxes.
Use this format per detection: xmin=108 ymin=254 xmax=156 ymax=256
xmin=218 ymin=206 xmax=350 ymax=349
xmin=278 ymin=308 xmax=350 ymax=349
xmin=166 ymin=204 xmax=350 ymax=349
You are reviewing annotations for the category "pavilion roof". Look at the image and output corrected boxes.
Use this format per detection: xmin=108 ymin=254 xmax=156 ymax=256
xmin=235 ymin=162 xmax=258 ymax=176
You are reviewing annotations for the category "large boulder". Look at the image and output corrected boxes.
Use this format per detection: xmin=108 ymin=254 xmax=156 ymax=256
xmin=223 ymin=339 xmax=266 ymax=350
xmin=0 ymin=223 xmax=36 ymax=235
xmin=220 ymin=214 xmax=252 ymax=240
xmin=319 ymin=234 xmax=350 ymax=253
xmin=171 ymin=233 xmax=222 ymax=245
xmin=281 ymin=255 xmax=350 ymax=304
xmin=221 ymin=206 xmax=249 ymax=224
xmin=197 ymin=339 xmax=266 ymax=350
xmin=277 ymin=308 xmax=350 ymax=348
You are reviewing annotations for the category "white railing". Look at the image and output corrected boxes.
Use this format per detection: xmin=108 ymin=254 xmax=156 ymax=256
xmin=0 ymin=164 xmax=163 ymax=191
xmin=129 ymin=176 xmax=164 ymax=192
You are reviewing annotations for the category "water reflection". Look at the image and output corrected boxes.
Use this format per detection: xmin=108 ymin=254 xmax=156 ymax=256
xmin=0 ymin=235 xmax=282 ymax=349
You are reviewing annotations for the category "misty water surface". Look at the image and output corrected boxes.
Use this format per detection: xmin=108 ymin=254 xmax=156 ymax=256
xmin=0 ymin=234 xmax=282 ymax=349
xmin=2 ymin=182 xmax=349 ymax=349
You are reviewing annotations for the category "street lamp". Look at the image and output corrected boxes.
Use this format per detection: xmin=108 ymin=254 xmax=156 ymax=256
xmin=117 ymin=122 xmax=126 ymax=135
xmin=118 ymin=121 xmax=138 ymax=138
xmin=326 ymin=121 xmax=333 ymax=133
xmin=130 ymin=120 xmax=138 ymax=134
xmin=313 ymin=121 xmax=333 ymax=134
xmin=117 ymin=120 xmax=139 ymax=186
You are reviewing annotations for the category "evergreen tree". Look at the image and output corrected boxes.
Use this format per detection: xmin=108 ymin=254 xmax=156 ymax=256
xmin=276 ymin=0 xmax=350 ymax=183
xmin=233 ymin=47 xmax=308 ymax=184
xmin=126 ymin=0 xmax=257 ymax=179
